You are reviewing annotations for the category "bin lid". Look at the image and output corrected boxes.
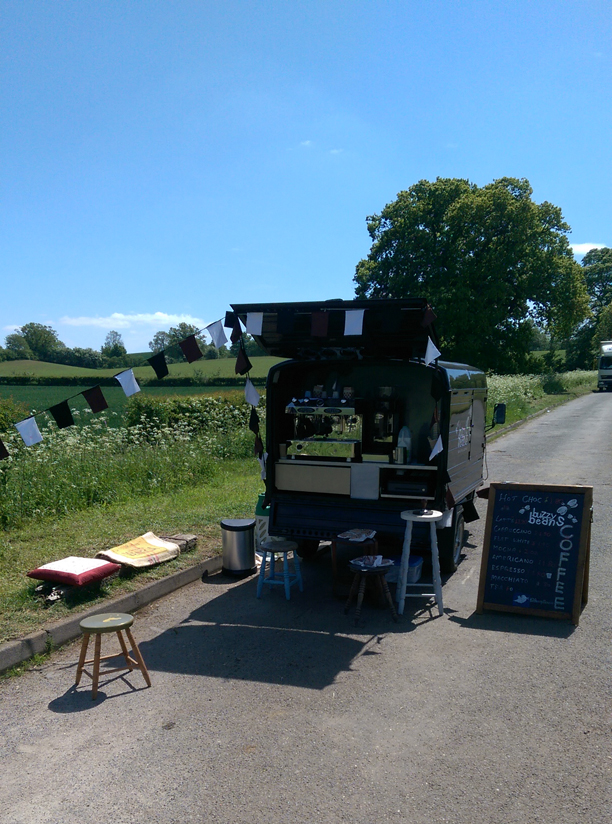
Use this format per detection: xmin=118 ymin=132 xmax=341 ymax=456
xmin=229 ymin=298 xmax=438 ymax=360
xmin=221 ymin=518 xmax=256 ymax=532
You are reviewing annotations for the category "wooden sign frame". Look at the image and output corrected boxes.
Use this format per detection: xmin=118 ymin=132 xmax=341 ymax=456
xmin=476 ymin=483 xmax=592 ymax=625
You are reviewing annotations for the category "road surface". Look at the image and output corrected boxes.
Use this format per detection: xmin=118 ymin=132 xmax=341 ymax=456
xmin=0 ymin=392 xmax=610 ymax=824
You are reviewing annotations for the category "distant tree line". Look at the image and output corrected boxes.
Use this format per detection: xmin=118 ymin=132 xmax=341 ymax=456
xmin=0 ymin=322 xmax=266 ymax=368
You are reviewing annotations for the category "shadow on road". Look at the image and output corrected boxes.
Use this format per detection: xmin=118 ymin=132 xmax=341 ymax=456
xmin=448 ymin=610 xmax=576 ymax=638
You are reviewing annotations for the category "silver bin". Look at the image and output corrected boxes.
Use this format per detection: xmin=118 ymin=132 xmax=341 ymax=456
xmin=221 ymin=518 xmax=256 ymax=578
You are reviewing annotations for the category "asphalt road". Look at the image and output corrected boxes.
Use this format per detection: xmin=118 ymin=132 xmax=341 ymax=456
xmin=1 ymin=392 xmax=610 ymax=824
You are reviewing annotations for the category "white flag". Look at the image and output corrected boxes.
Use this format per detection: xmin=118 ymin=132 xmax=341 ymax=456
xmin=115 ymin=369 xmax=140 ymax=397
xmin=425 ymin=337 xmax=442 ymax=365
xmin=344 ymin=309 xmax=365 ymax=336
xmin=257 ymin=452 xmax=268 ymax=480
xmin=246 ymin=312 xmax=264 ymax=336
xmin=245 ymin=378 xmax=260 ymax=407
xmin=15 ymin=417 xmax=43 ymax=446
xmin=208 ymin=320 xmax=227 ymax=349
xmin=429 ymin=435 xmax=443 ymax=461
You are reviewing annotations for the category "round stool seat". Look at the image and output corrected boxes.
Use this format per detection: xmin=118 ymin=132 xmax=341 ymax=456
xmin=348 ymin=558 xmax=394 ymax=574
xmin=80 ymin=612 xmax=134 ymax=634
xmin=259 ymin=540 xmax=297 ymax=553
xmin=400 ymin=509 xmax=443 ymax=523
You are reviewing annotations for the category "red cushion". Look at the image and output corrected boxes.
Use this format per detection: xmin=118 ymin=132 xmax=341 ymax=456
xmin=27 ymin=557 xmax=121 ymax=587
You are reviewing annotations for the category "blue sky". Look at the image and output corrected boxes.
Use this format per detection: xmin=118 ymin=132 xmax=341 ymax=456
xmin=2 ymin=0 xmax=610 ymax=353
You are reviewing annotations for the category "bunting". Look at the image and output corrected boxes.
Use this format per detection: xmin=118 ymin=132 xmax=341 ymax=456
xmin=82 ymin=386 xmax=108 ymax=413
xmin=49 ymin=401 xmax=75 ymax=429
xmin=425 ymin=337 xmax=442 ymax=366
xmin=115 ymin=369 xmax=140 ymax=397
xmin=147 ymin=351 xmax=169 ymax=379
xmin=5 ymin=312 xmax=254 ymax=458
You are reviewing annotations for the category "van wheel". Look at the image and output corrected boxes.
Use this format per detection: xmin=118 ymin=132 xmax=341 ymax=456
xmin=438 ymin=509 xmax=465 ymax=574
xmin=295 ymin=539 xmax=320 ymax=559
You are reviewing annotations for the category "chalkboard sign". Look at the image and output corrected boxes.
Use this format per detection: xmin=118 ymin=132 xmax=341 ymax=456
xmin=477 ymin=483 xmax=592 ymax=625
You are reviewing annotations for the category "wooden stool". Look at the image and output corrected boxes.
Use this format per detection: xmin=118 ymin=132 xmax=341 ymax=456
xmin=75 ymin=612 xmax=151 ymax=700
xmin=396 ymin=509 xmax=444 ymax=616
xmin=344 ymin=558 xmax=398 ymax=625
xmin=256 ymin=540 xmax=303 ymax=600
xmin=331 ymin=536 xmax=378 ymax=585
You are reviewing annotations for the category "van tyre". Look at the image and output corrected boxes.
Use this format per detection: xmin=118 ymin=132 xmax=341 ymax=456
xmin=438 ymin=508 xmax=465 ymax=574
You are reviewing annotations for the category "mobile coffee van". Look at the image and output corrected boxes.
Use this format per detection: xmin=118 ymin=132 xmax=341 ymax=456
xmin=232 ymin=298 xmax=497 ymax=573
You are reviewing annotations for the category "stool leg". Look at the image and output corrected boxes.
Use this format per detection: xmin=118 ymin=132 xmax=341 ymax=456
xmin=430 ymin=523 xmax=444 ymax=616
xmin=397 ymin=521 xmax=413 ymax=615
xmin=354 ymin=574 xmax=367 ymax=626
xmin=75 ymin=633 xmax=90 ymax=686
xmin=344 ymin=571 xmax=360 ymax=614
xmin=381 ymin=575 xmax=398 ymax=622
xmin=293 ymin=552 xmax=303 ymax=592
xmin=256 ymin=550 xmax=268 ymax=598
xmin=91 ymin=633 xmax=102 ymax=700
xmin=125 ymin=628 xmax=151 ymax=688
xmin=283 ymin=552 xmax=291 ymax=600
xmin=117 ymin=630 xmax=133 ymax=671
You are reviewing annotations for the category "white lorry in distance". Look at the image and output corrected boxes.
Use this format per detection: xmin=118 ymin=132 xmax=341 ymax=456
xmin=597 ymin=341 xmax=612 ymax=392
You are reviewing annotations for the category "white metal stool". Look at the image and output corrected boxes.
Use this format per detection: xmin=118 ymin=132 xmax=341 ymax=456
xmin=256 ymin=540 xmax=303 ymax=600
xmin=396 ymin=509 xmax=444 ymax=616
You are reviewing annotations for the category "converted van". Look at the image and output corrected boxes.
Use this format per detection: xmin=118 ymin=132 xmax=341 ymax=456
xmin=597 ymin=341 xmax=612 ymax=392
xmin=232 ymin=299 xmax=497 ymax=573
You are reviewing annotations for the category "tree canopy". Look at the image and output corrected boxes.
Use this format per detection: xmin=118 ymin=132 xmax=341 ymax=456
xmin=354 ymin=177 xmax=589 ymax=373
xmin=101 ymin=330 xmax=127 ymax=359
xmin=565 ymin=247 xmax=612 ymax=369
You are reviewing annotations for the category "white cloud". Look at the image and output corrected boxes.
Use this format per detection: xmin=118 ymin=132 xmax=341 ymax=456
xmin=330 ymin=149 xmax=343 ymax=155
xmin=300 ymin=140 xmax=312 ymax=147
xmin=2 ymin=324 xmax=20 ymax=332
xmin=571 ymin=243 xmax=607 ymax=256
xmin=59 ymin=312 xmax=207 ymax=330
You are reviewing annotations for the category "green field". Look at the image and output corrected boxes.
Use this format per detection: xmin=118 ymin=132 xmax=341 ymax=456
xmin=0 ymin=357 xmax=281 ymax=380
xmin=0 ymin=385 xmax=250 ymax=419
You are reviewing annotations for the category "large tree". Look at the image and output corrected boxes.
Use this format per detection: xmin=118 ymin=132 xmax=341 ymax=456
xmin=354 ymin=177 xmax=589 ymax=373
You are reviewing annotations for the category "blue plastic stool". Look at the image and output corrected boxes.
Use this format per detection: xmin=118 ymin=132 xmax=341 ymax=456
xmin=256 ymin=540 xmax=303 ymax=600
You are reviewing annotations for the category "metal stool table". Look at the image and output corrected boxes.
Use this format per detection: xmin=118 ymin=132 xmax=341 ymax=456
xmin=344 ymin=557 xmax=398 ymax=625
xmin=396 ymin=509 xmax=444 ymax=616
xmin=75 ymin=612 xmax=151 ymax=700
xmin=256 ymin=540 xmax=303 ymax=600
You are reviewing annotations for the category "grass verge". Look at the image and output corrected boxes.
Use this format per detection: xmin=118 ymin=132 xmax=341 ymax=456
xmin=0 ymin=459 xmax=263 ymax=644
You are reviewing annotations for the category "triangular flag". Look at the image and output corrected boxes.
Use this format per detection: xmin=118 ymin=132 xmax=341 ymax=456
xmin=208 ymin=320 xmax=227 ymax=349
xmin=257 ymin=452 xmax=268 ymax=480
xmin=429 ymin=435 xmax=443 ymax=461
xmin=115 ymin=369 xmax=140 ymax=397
xmin=49 ymin=401 xmax=75 ymax=429
xmin=0 ymin=438 xmax=9 ymax=460
xmin=249 ymin=406 xmax=260 ymax=435
xmin=246 ymin=312 xmax=264 ymax=336
xmin=231 ymin=318 xmax=243 ymax=344
xmin=235 ymin=345 xmax=252 ymax=375
xmin=244 ymin=378 xmax=260 ymax=406
xmin=179 ymin=335 xmax=203 ymax=363
xmin=421 ymin=304 xmax=437 ymax=327
xmin=224 ymin=311 xmax=236 ymax=328
xmin=147 ymin=351 xmax=169 ymax=379
xmin=15 ymin=417 xmax=43 ymax=446
xmin=425 ymin=338 xmax=442 ymax=365
xmin=311 ymin=311 xmax=329 ymax=337
xmin=82 ymin=386 xmax=108 ymax=413
xmin=344 ymin=309 xmax=365 ymax=336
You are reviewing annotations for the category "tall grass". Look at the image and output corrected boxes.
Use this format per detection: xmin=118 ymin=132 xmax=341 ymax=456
xmin=0 ymin=403 xmax=257 ymax=529
xmin=487 ymin=370 xmax=595 ymax=418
